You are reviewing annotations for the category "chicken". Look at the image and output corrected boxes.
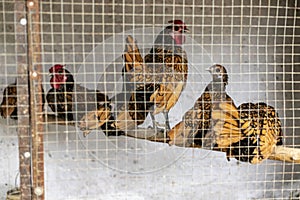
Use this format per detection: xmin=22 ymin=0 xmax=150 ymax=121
xmin=0 ymin=82 xmax=18 ymax=119
xmin=46 ymin=64 xmax=122 ymax=136
xmin=168 ymin=64 xmax=235 ymax=147
xmin=78 ymin=103 xmax=121 ymax=137
xmin=0 ymin=81 xmax=45 ymax=119
xmin=46 ymin=64 xmax=76 ymax=121
xmin=211 ymin=101 xmax=283 ymax=164
xmin=113 ymin=20 xmax=189 ymax=132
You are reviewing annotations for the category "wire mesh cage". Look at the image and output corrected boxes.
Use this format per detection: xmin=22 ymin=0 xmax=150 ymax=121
xmin=1 ymin=0 xmax=300 ymax=199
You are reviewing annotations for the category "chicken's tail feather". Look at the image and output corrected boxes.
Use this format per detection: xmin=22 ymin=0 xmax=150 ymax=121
xmin=123 ymin=35 xmax=144 ymax=73
xmin=211 ymin=102 xmax=243 ymax=148
xmin=79 ymin=102 xmax=125 ymax=137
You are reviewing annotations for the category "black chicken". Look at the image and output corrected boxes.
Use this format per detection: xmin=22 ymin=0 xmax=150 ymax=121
xmin=46 ymin=64 xmax=123 ymax=136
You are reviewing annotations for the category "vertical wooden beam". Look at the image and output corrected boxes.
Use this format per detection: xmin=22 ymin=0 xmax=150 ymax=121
xmin=26 ymin=0 xmax=45 ymax=199
xmin=15 ymin=1 xmax=32 ymax=200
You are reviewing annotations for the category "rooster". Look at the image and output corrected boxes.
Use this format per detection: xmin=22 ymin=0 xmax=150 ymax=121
xmin=211 ymin=101 xmax=283 ymax=164
xmin=168 ymin=64 xmax=236 ymax=148
xmin=46 ymin=64 xmax=123 ymax=136
xmin=46 ymin=65 xmax=74 ymax=121
xmin=113 ymin=20 xmax=189 ymax=132
xmin=1 ymin=80 xmax=45 ymax=119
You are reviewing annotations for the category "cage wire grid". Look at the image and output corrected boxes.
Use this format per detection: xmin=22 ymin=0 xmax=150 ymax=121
xmin=0 ymin=0 xmax=299 ymax=199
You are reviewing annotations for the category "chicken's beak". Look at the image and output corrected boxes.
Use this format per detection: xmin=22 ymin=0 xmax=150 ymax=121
xmin=205 ymin=68 xmax=211 ymax=72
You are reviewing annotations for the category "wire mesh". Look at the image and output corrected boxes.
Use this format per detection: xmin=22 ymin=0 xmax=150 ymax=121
xmin=0 ymin=0 xmax=299 ymax=199
xmin=0 ymin=1 xmax=24 ymax=198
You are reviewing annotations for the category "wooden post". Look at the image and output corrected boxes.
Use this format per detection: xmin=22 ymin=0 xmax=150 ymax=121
xmin=15 ymin=1 xmax=32 ymax=199
xmin=26 ymin=0 xmax=45 ymax=199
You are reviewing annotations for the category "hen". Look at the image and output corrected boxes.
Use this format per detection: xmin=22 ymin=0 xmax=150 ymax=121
xmin=0 ymin=82 xmax=18 ymax=119
xmin=211 ymin=101 xmax=283 ymax=164
xmin=168 ymin=64 xmax=236 ymax=148
xmin=1 ymin=80 xmax=45 ymax=119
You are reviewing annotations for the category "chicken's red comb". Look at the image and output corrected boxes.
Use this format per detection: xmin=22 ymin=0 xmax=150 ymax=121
xmin=49 ymin=64 xmax=65 ymax=73
xmin=168 ymin=20 xmax=188 ymax=30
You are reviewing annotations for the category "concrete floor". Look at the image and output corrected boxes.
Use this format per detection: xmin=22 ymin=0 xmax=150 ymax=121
xmin=0 ymin=0 xmax=299 ymax=199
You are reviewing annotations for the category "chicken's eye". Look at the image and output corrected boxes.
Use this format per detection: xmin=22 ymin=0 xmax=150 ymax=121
xmin=216 ymin=68 xmax=221 ymax=73
xmin=57 ymin=70 xmax=64 ymax=74
xmin=174 ymin=26 xmax=180 ymax=31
